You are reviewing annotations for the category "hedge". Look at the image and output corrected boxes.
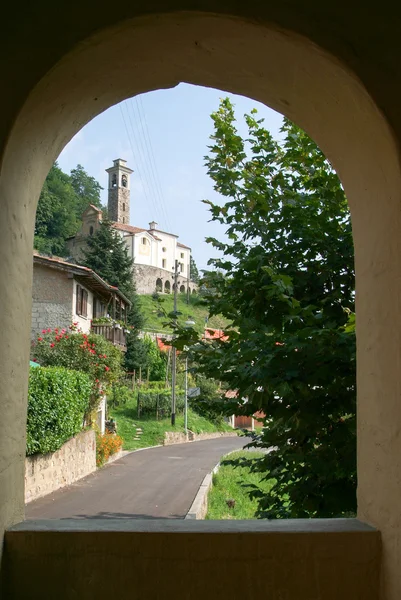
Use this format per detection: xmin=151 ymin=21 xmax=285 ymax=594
xmin=26 ymin=366 xmax=92 ymax=456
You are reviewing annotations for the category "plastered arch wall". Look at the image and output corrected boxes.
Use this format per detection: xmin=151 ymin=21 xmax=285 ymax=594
xmin=1 ymin=11 xmax=401 ymax=598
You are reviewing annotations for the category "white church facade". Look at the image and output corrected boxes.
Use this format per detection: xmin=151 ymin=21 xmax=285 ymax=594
xmin=67 ymin=158 xmax=196 ymax=295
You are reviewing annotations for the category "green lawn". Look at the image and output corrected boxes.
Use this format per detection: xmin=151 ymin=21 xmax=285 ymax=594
xmin=111 ymin=401 xmax=233 ymax=451
xmin=139 ymin=293 xmax=231 ymax=334
xmin=206 ymin=450 xmax=276 ymax=519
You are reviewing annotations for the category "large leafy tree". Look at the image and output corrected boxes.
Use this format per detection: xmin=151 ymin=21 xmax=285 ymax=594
xmin=81 ymin=219 xmax=147 ymax=371
xmin=70 ymin=164 xmax=103 ymax=215
xmin=34 ymin=163 xmax=79 ymax=255
xmin=187 ymin=98 xmax=356 ymax=518
xmin=35 ymin=162 xmax=103 ymax=256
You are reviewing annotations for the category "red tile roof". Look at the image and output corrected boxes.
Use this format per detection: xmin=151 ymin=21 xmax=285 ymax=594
xmin=204 ymin=328 xmax=229 ymax=342
xmin=177 ymin=241 xmax=191 ymax=250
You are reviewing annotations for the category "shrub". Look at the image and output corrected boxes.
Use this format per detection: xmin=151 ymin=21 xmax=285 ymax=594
xmin=96 ymin=432 xmax=123 ymax=467
xmin=109 ymin=383 xmax=135 ymax=408
xmin=31 ymin=324 xmax=123 ymax=415
xmin=27 ymin=366 xmax=92 ymax=456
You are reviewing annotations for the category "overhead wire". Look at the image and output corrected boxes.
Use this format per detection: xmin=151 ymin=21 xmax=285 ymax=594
xmin=134 ymin=96 xmax=172 ymax=232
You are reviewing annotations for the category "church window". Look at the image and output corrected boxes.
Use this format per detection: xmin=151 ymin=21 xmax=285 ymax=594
xmin=141 ymin=237 xmax=148 ymax=245
xmin=162 ymin=247 xmax=166 ymax=252
xmin=122 ymin=217 xmax=125 ymax=224
xmin=123 ymin=203 xmax=125 ymax=212
xmin=112 ymin=174 xmax=117 ymax=188
xmin=89 ymin=226 xmax=94 ymax=236
xmin=162 ymin=259 xmax=166 ymax=268
xmin=121 ymin=174 xmax=128 ymax=188
xmin=180 ymin=252 xmax=184 ymax=258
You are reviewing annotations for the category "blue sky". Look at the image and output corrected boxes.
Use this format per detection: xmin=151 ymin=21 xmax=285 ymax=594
xmin=58 ymin=83 xmax=284 ymax=271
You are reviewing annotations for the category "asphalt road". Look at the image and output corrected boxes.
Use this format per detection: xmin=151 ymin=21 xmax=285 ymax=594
xmin=25 ymin=436 xmax=246 ymax=520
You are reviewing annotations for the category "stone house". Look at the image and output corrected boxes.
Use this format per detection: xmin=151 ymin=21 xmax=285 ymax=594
xmin=32 ymin=252 xmax=130 ymax=346
xmin=67 ymin=158 xmax=197 ymax=295
xmin=32 ymin=253 xmax=131 ymax=433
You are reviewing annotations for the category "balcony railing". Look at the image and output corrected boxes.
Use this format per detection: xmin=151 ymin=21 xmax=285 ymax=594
xmin=91 ymin=324 xmax=127 ymax=351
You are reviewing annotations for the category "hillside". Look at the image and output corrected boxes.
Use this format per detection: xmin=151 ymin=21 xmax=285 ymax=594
xmin=139 ymin=293 xmax=231 ymax=335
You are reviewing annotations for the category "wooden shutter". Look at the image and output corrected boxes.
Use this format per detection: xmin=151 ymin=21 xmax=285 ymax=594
xmin=82 ymin=289 xmax=88 ymax=318
xmin=76 ymin=284 xmax=82 ymax=315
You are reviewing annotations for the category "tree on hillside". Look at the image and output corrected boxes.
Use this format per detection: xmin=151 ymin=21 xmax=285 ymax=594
xmin=81 ymin=218 xmax=147 ymax=371
xmin=35 ymin=162 xmax=103 ymax=257
xmin=34 ymin=163 xmax=80 ymax=256
xmin=70 ymin=164 xmax=103 ymax=215
xmin=190 ymin=255 xmax=200 ymax=283
xmin=186 ymin=98 xmax=356 ymax=518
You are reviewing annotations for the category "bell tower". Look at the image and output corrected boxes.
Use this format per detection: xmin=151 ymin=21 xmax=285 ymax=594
xmin=106 ymin=158 xmax=133 ymax=224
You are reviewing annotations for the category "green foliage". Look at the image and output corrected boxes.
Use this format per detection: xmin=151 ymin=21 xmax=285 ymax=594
xmin=137 ymin=389 xmax=185 ymax=417
xmin=31 ymin=324 xmax=123 ymax=415
xmin=206 ymin=451 xmax=276 ymax=520
xmin=190 ymin=374 xmax=225 ymax=425
xmin=143 ymin=335 xmax=167 ymax=381
xmin=81 ymin=218 xmax=146 ymax=371
xmin=27 ymin=366 xmax=92 ymax=456
xmin=70 ymin=164 xmax=103 ymax=216
xmin=190 ymin=255 xmax=200 ymax=283
xmin=188 ymin=98 xmax=356 ymax=518
xmin=140 ymin=293 xmax=230 ymax=334
xmin=34 ymin=162 xmax=102 ymax=256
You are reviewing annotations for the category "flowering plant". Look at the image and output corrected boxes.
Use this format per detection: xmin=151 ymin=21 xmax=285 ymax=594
xmin=32 ymin=323 xmax=123 ymax=415
xmin=96 ymin=431 xmax=123 ymax=467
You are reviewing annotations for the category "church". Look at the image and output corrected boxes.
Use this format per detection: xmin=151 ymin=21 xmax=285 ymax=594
xmin=67 ymin=158 xmax=195 ymax=295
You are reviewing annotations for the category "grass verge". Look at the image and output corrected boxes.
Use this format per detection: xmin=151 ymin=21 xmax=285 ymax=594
xmin=140 ymin=293 xmax=231 ymax=334
xmin=206 ymin=450 xmax=276 ymax=519
xmin=111 ymin=403 xmax=234 ymax=451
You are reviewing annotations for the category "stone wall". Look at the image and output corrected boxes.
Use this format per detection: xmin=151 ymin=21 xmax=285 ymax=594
xmin=31 ymin=264 xmax=73 ymax=337
xmin=164 ymin=430 xmax=237 ymax=446
xmin=133 ymin=263 xmax=196 ymax=295
xmin=25 ymin=430 xmax=96 ymax=503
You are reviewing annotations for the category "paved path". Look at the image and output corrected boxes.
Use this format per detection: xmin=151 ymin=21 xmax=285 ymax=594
xmin=25 ymin=437 xmax=246 ymax=520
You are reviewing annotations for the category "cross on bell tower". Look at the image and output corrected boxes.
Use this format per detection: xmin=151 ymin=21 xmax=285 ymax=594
xmin=106 ymin=158 xmax=133 ymax=224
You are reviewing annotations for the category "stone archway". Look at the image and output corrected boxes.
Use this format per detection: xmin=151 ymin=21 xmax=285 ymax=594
xmin=1 ymin=8 xmax=401 ymax=598
xmin=179 ymin=284 xmax=185 ymax=293
xmin=164 ymin=280 xmax=171 ymax=294
xmin=156 ymin=278 xmax=163 ymax=293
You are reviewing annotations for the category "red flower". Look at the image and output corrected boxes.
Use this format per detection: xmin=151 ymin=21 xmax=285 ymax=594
xmin=47 ymin=328 xmax=51 ymax=333
xmin=37 ymin=337 xmax=43 ymax=341
xmin=32 ymin=358 xmax=37 ymax=362
xmin=41 ymin=329 xmax=46 ymax=334
xmin=50 ymin=343 xmax=55 ymax=348
xmin=104 ymin=366 xmax=110 ymax=372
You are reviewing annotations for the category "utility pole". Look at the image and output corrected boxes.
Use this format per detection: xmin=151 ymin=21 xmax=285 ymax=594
xmin=171 ymin=259 xmax=179 ymax=426
xmin=184 ymin=353 xmax=188 ymax=435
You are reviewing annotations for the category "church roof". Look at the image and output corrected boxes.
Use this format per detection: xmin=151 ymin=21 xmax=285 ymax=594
xmin=177 ymin=241 xmax=191 ymax=250
xmin=113 ymin=222 xmax=162 ymax=240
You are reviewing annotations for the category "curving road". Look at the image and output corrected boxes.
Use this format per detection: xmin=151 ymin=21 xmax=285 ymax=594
xmin=25 ymin=436 xmax=246 ymax=520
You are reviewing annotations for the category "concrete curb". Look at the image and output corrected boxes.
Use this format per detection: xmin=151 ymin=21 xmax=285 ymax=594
xmin=185 ymin=449 xmax=239 ymax=520
xmin=185 ymin=468 xmax=217 ymax=520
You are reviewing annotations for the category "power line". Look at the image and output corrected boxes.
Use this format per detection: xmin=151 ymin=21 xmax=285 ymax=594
xmin=128 ymin=98 xmax=171 ymax=230
xmin=135 ymin=96 xmax=172 ymax=231
xmin=119 ymin=103 xmax=158 ymax=221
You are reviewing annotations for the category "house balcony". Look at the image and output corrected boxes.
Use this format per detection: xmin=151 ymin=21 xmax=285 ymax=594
xmin=91 ymin=323 xmax=128 ymax=352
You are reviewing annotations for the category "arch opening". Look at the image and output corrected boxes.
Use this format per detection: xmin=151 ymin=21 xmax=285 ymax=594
xmin=1 ymin=13 xmax=401 ymax=590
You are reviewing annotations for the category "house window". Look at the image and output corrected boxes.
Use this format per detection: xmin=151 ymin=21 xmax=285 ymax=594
xmin=76 ymin=284 xmax=88 ymax=318
xmin=162 ymin=259 xmax=166 ymax=268
xmin=181 ymin=253 xmax=184 ymax=258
